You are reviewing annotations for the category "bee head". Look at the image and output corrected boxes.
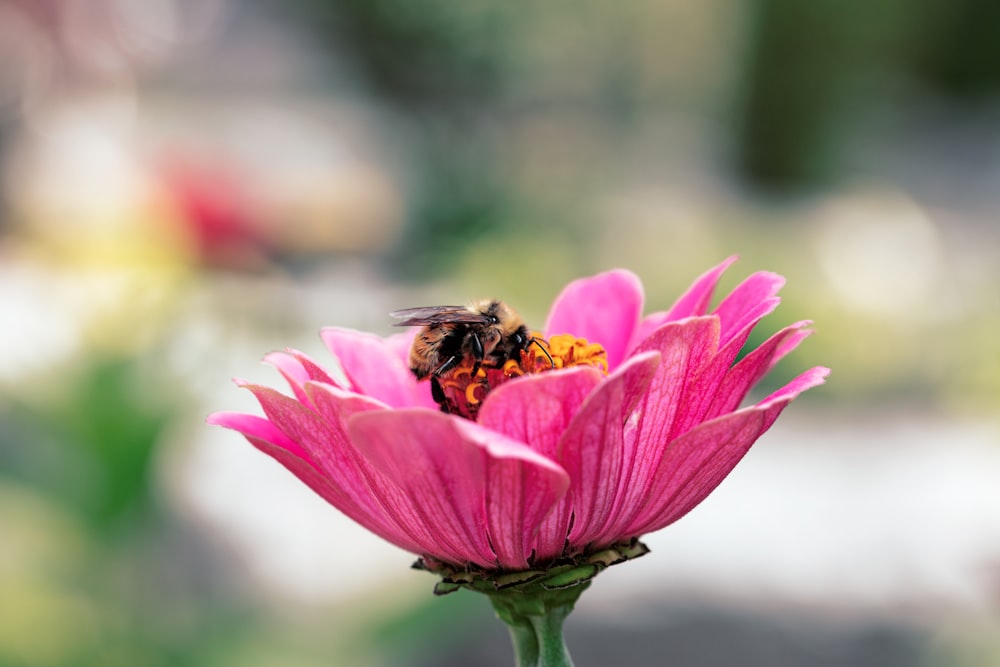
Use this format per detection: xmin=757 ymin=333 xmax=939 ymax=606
xmin=511 ymin=328 xmax=527 ymax=349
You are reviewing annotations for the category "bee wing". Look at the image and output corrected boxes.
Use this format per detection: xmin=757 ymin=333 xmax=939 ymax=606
xmin=390 ymin=305 xmax=490 ymax=327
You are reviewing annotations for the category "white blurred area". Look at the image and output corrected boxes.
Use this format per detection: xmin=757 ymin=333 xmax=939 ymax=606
xmin=813 ymin=189 xmax=947 ymax=318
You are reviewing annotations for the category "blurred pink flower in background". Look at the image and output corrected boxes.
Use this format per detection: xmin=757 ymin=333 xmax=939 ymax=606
xmin=156 ymin=155 xmax=270 ymax=269
xmin=209 ymin=258 xmax=828 ymax=572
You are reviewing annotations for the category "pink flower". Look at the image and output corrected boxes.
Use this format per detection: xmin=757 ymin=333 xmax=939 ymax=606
xmin=209 ymin=258 xmax=829 ymax=572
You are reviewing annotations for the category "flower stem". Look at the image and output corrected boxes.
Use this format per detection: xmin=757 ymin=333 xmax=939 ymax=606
xmin=488 ymin=582 xmax=587 ymax=667
xmin=506 ymin=622 xmax=541 ymax=666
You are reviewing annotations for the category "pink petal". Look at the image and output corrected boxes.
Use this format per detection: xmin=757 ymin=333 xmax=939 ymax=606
xmin=630 ymin=316 xmax=721 ymax=444
xmin=477 ymin=366 xmax=604 ymax=461
xmin=625 ymin=407 xmax=770 ymax=537
xmin=630 ymin=256 xmax=738 ymax=349
xmin=704 ymin=321 xmax=813 ymax=420
xmin=477 ymin=366 xmax=604 ymax=560
xmin=236 ymin=382 xmax=424 ymax=539
xmin=557 ymin=352 xmax=661 ymax=548
xmin=263 ymin=352 xmax=310 ymax=403
xmin=320 ymin=327 xmax=436 ymax=409
xmin=385 ymin=329 xmax=419 ymax=367
xmin=349 ymin=409 xmax=570 ymax=570
xmin=772 ymin=326 xmax=813 ymax=364
xmin=668 ymin=255 xmax=740 ymax=319
xmin=206 ymin=409 xmax=423 ymax=554
xmin=712 ymin=271 xmax=785 ymax=349
xmin=624 ymin=365 xmax=829 ymax=537
xmin=653 ymin=272 xmax=786 ymax=431
xmin=287 ymin=349 xmax=339 ymax=385
xmin=306 ymin=377 xmax=505 ymax=560
xmin=544 ymin=269 xmax=644 ymax=371
xmin=242 ymin=381 xmax=381 ymax=486
xmin=207 ymin=411 xmax=307 ymax=458
xmin=588 ymin=317 xmax=719 ymax=536
xmin=252 ymin=381 xmax=487 ymax=566
xmin=264 ymin=349 xmax=341 ymax=405
xmin=759 ymin=366 xmax=831 ymax=410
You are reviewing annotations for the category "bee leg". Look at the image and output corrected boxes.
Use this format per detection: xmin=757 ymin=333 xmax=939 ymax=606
xmin=430 ymin=376 xmax=448 ymax=408
xmin=433 ymin=356 xmax=460 ymax=376
xmin=469 ymin=333 xmax=485 ymax=377
xmin=529 ymin=338 xmax=555 ymax=369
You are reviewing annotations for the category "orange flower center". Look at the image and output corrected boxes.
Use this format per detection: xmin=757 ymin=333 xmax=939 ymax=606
xmin=433 ymin=333 xmax=608 ymax=419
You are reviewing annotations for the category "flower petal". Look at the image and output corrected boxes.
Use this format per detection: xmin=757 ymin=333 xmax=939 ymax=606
xmin=704 ymin=321 xmax=813 ymax=420
xmin=385 ymin=329 xmax=419 ymax=367
xmin=263 ymin=352 xmax=311 ymax=404
xmin=759 ymin=365 xmax=831 ymax=411
xmin=206 ymin=407 xmax=423 ymax=554
xmin=207 ymin=412 xmax=358 ymax=510
xmin=544 ymin=269 xmax=644 ymax=371
xmin=644 ymin=271 xmax=787 ymax=438
xmin=264 ymin=349 xmax=341 ymax=405
xmin=712 ymin=270 xmax=785 ymax=349
xmin=631 ymin=316 xmax=721 ymax=443
xmin=306 ymin=376 xmax=512 ymax=559
xmin=594 ymin=317 xmax=719 ymax=534
xmin=349 ymin=409 xmax=570 ymax=570
xmin=207 ymin=411 xmax=306 ymax=458
xmin=654 ymin=272 xmax=786 ymax=433
xmin=242 ymin=381 xmax=382 ymax=487
xmin=477 ymin=366 xmax=604 ymax=560
xmin=557 ymin=351 xmax=661 ymax=548
xmin=624 ymin=366 xmax=829 ymax=537
xmin=630 ymin=256 xmax=737 ymax=349
xmin=320 ymin=327 xmax=436 ymax=409
xmin=237 ymin=382 xmax=442 ymax=549
xmin=477 ymin=366 xmax=603 ymax=461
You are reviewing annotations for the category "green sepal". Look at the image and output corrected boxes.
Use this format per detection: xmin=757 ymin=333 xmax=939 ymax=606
xmin=540 ymin=565 xmax=598 ymax=590
xmin=441 ymin=570 xmax=476 ymax=586
xmin=616 ymin=539 xmax=651 ymax=561
xmin=585 ymin=546 xmax=627 ymax=568
xmin=494 ymin=569 xmax=547 ymax=589
xmin=416 ymin=538 xmax=650 ymax=598
xmin=433 ymin=580 xmax=462 ymax=596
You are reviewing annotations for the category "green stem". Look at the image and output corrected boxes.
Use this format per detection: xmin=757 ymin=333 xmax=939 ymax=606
xmin=506 ymin=621 xmax=541 ymax=667
xmin=488 ymin=582 xmax=586 ymax=667
xmin=527 ymin=603 xmax=574 ymax=667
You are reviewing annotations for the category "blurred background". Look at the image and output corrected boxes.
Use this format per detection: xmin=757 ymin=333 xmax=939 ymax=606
xmin=0 ymin=0 xmax=998 ymax=665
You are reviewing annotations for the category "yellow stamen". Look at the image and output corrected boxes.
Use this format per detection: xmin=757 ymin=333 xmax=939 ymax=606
xmin=465 ymin=378 xmax=485 ymax=406
xmin=524 ymin=334 xmax=608 ymax=375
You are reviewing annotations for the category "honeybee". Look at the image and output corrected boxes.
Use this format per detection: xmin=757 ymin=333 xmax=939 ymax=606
xmin=391 ymin=299 xmax=552 ymax=403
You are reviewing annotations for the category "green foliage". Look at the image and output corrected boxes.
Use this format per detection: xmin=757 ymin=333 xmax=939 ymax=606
xmin=287 ymin=0 xmax=515 ymax=106
xmin=1 ymin=354 xmax=175 ymax=535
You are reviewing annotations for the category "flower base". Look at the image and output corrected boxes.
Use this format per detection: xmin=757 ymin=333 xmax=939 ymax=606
xmin=414 ymin=540 xmax=650 ymax=667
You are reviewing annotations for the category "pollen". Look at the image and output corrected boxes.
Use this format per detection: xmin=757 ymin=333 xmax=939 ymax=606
xmin=433 ymin=332 xmax=609 ymax=419
xmin=521 ymin=334 xmax=609 ymax=375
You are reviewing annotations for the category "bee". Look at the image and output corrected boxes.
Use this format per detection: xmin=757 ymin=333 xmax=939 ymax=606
xmin=390 ymin=299 xmax=552 ymax=404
